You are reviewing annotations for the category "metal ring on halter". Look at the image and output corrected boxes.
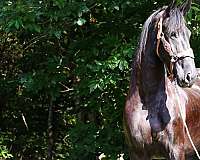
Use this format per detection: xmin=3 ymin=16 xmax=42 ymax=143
xmin=171 ymin=55 xmax=178 ymax=63
xmin=160 ymin=32 xmax=164 ymax=40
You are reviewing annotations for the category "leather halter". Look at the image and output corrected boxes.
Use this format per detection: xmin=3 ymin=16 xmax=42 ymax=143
xmin=156 ymin=17 xmax=195 ymax=77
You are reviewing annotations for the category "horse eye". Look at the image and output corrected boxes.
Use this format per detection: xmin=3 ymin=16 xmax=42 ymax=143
xmin=170 ymin=32 xmax=177 ymax=38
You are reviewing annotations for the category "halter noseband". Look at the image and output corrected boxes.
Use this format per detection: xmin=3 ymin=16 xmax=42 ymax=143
xmin=156 ymin=17 xmax=194 ymax=76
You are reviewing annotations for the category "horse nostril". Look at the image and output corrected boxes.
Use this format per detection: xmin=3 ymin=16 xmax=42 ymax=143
xmin=185 ymin=72 xmax=191 ymax=83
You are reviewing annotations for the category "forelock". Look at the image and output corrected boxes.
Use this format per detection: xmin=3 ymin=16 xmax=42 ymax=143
xmin=164 ymin=7 xmax=185 ymax=33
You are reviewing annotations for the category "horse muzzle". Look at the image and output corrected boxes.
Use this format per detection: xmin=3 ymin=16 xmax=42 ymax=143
xmin=176 ymin=70 xmax=197 ymax=87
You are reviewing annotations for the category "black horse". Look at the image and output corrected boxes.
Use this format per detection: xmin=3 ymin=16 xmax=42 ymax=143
xmin=124 ymin=0 xmax=200 ymax=159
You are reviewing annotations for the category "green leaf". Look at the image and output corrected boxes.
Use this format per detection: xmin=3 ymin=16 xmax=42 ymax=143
xmin=192 ymin=6 xmax=200 ymax=12
xmin=88 ymin=81 xmax=98 ymax=93
xmin=76 ymin=18 xmax=86 ymax=26
xmin=15 ymin=20 xmax=20 ymax=29
xmin=14 ymin=19 xmax=23 ymax=29
xmin=114 ymin=6 xmax=120 ymax=11
xmin=119 ymin=60 xmax=128 ymax=71
xmin=54 ymin=30 xmax=62 ymax=39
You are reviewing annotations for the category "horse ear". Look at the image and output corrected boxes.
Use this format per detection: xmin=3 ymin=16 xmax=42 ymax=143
xmin=164 ymin=0 xmax=177 ymax=18
xmin=179 ymin=0 xmax=192 ymax=16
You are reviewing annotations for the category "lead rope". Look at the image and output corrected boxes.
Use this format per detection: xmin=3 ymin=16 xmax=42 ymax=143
xmin=174 ymin=81 xmax=200 ymax=159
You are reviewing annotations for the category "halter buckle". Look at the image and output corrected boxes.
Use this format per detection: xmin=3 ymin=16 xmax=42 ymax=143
xmin=171 ymin=55 xmax=178 ymax=63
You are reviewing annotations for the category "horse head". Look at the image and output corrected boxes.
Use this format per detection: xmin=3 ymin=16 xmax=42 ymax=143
xmin=157 ymin=0 xmax=197 ymax=87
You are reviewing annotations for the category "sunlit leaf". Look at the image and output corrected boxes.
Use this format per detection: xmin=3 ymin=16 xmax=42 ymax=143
xmin=76 ymin=18 xmax=86 ymax=26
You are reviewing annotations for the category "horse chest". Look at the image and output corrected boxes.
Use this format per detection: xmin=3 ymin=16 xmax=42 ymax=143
xmin=125 ymin=94 xmax=178 ymax=144
xmin=125 ymin=102 xmax=152 ymax=145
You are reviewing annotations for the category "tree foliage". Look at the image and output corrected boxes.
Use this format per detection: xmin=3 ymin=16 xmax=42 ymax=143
xmin=0 ymin=0 xmax=200 ymax=159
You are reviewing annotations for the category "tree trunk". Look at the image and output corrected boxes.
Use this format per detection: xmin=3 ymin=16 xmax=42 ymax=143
xmin=47 ymin=97 xmax=53 ymax=160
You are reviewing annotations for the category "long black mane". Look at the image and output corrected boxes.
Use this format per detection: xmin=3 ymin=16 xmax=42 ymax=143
xmin=135 ymin=8 xmax=164 ymax=67
xmin=129 ymin=8 xmax=165 ymax=93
